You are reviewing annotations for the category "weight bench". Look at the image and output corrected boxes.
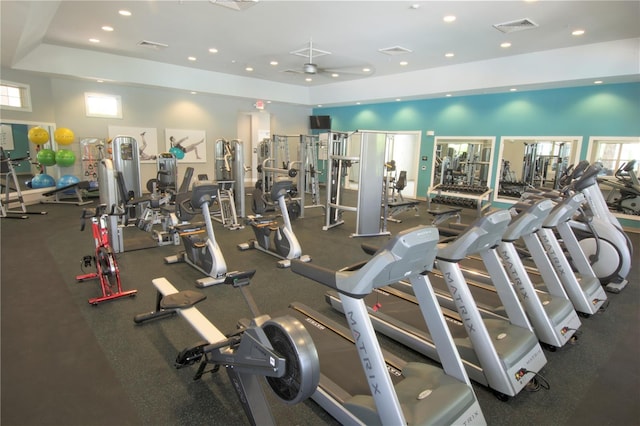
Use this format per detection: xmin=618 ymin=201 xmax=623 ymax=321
xmin=427 ymin=206 xmax=462 ymax=226
xmin=41 ymin=180 xmax=94 ymax=206
xmin=385 ymin=170 xmax=421 ymax=223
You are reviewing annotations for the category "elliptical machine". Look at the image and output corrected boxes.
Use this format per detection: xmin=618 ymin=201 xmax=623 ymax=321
xmin=599 ymin=159 xmax=640 ymax=215
xmin=165 ymin=181 xmax=228 ymax=287
xmin=568 ymin=164 xmax=632 ymax=293
xmin=238 ymin=180 xmax=310 ymax=268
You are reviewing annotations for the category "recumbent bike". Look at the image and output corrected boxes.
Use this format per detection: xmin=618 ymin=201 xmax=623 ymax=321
xmin=164 ymin=181 xmax=229 ymax=287
xmin=238 ymin=180 xmax=310 ymax=268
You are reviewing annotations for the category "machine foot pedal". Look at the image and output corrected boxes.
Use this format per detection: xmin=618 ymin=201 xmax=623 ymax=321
xmin=196 ymin=276 xmax=227 ymax=288
xmin=605 ymin=279 xmax=628 ymax=294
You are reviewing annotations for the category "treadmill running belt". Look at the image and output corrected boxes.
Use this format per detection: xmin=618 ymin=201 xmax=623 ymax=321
xmin=277 ymin=305 xmax=404 ymax=399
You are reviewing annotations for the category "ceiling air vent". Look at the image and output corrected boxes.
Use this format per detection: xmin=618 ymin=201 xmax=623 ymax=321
xmin=493 ymin=18 xmax=539 ymax=34
xmin=378 ymin=46 xmax=413 ymax=56
xmin=209 ymin=0 xmax=259 ymax=11
xmin=137 ymin=40 xmax=168 ymax=50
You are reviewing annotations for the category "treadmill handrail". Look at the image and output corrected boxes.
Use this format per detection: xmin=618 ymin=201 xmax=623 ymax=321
xmin=291 ymin=261 xmax=338 ymax=291
xmin=293 ymin=225 xmax=439 ymax=299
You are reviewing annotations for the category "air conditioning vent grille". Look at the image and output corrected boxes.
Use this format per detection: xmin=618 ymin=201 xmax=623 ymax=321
xmin=378 ymin=46 xmax=413 ymax=56
xmin=137 ymin=40 xmax=169 ymax=49
xmin=493 ymin=18 xmax=539 ymax=33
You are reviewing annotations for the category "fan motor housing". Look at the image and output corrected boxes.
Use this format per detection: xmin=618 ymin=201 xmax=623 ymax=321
xmin=303 ymin=63 xmax=318 ymax=74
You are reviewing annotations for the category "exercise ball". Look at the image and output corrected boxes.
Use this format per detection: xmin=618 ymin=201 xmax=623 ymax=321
xmin=57 ymin=174 xmax=80 ymax=188
xmin=54 ymin=127 xmax=75 ymax=145
xmin=55 ymin=149 xmax=76 ymax=167
xmin=28 ymin=127 xmax=50 ymax=145
xmin=57 ymin=174 xmax=80 ymax=194
xmin=30 ymin=173 xmax=56 ymax=189
xmin=36 ymin=149 xmax=57 ymax=166
xmin=169 ymin=146 xmax=185 ymax=160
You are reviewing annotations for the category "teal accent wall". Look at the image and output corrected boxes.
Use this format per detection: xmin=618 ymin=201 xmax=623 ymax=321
xmin=315 ymin=82 xmax=640 ymax=208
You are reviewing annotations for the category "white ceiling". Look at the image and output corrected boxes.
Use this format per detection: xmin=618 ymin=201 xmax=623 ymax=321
xmin=2 ymin=0 xmax=639 ymax=106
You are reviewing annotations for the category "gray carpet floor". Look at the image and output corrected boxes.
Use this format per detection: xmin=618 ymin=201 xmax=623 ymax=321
xmin=1 ymin=192 xmax=639 ymax=426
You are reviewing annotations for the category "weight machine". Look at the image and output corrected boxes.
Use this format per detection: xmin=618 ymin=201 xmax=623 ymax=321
xmin=212 ymin=138 xmax=246 ymax=230
xmin=299 ymin=134 xmax=324 ymax=214
xmin=323 ymin=131 xmax=391 ymax=237
xmin=252 ymin=135 xmax=303 ymax=218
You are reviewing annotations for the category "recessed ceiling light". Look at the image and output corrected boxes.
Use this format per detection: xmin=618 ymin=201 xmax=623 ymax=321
xmin=97 ymin=80 xmax=104 ymax=83
xmin=102 ymin=26 xmax=114 ymax=32
xmin=446 ymin=94 xmax=452 ymax=97
xmin=331 ymin=73 xmax=339 ymax=78
xmin=209 ymin=48 xmax=218 ymax=54
xmin=445 ymin=52 xmax=455 ymax=58
xmin=118 ymin=10 xmax=131 ymax=16
xmin=572 ymin=29 xmax=585 ymax=36
xmin=270 ymin=61 xmax=278 ymax=66
xmin=410 ymin=4 xmax=420 ymax=9
xmin=305 ymin=77 xmax=313 ymax=82
xmin=356 ymin=102 xmax=361 ymax=105
xmin=188 ymin=56 xmax=197 ymax=61
xmin=501 ymin=42 xmax=512 ymax=48
xmin=362 ymin=67 xmax=371 ymax=73
xmin=191 ymin=91 xmax=197 ymax=95
xmin=245 ymin=66 xmax=254 ymax=72
xmin=399 ymin=61 xmax=408 ymax=66
xmin=396 ymin=98 xmax=402 ymax=102
xmin=317 ymin=104 xmax=323 ymax=107
xmin=443 ymin=15 xmax=456 ymax=23
xmin=266 ymin=100 xmax=272 ymax=104
xmin=510 ymin=88 xmax=518 ymax=92
xmin=89 ymin=38 xmax=100 ymax=43
xmin=594 ymin=80 xmax=603 ymax=84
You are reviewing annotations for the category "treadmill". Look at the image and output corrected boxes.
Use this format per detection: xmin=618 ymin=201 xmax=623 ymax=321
xmin=287 ymin=226 xmax=486 ymax=426
xmin=327 ymin=210 xmax=548 ymax=399
xmin=459 ymin=191 xmax=607 ymax=316
xmin=400 ymin=198 xmax=582 ymax=350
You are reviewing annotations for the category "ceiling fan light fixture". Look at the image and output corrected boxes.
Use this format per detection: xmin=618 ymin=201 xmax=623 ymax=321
xmin=303 ymin=63 xmax=318 ymax=74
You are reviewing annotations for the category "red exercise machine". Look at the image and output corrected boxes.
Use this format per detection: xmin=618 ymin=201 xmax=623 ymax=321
xmin=76 ymin=204 xmax=137 ymax=305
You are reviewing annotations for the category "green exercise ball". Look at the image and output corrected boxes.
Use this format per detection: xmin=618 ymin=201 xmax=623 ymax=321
xmin=36 ymin=149 xmax=56 ymax=166
xmin=55 ymin=149 xmax=76 ymax=167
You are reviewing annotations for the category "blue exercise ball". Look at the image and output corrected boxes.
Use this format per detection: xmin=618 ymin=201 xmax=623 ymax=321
xmin=30 ymin=173 xmax=56 ymax=189
xmin=57 ymin=174 xmax=80 ymax=194
xmin=169 ymin=146 xmax=185 ymax=160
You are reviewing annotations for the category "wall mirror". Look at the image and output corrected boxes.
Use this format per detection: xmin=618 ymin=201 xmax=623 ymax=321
xmin=586 ymin=136 xmax=640 ymax=221
xmin=495 ymin=136 xmax=581 ymax=203
xmin=431 ymin=137 xmax=494 ymax=190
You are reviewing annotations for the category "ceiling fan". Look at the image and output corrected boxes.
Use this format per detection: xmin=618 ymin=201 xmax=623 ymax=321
xmin=284 ymin=39 xmax=372 ymax=78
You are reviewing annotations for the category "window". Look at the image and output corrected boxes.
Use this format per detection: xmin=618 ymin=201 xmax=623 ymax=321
xmin=589 ymin=137 xmax=640 ymax=176
xmin=0 ymin=80 xmax=32 ymax=112
xmin=84 ymin=92 xmax=122 ymax=118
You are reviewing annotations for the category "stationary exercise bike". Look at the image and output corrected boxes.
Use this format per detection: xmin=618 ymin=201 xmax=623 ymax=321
xmin=238 ymin=180 xmax=310 ymax=268
xmin=165 ymin=181 xmax=228 ymax=287
xmin=133 ymin=270 xmax=320 ymax=426
xmin=76 ymin=204 xmax=137 ymax=305
xmin=567 ymin=164 xmax=632 ymax=293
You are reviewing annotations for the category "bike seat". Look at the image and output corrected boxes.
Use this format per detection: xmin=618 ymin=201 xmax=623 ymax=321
xmin=160 ymin=290 xmax=206 ymax=309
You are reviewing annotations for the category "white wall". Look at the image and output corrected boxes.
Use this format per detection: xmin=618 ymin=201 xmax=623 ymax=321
xmin=1 ymin=69 xmax=312 ymax=187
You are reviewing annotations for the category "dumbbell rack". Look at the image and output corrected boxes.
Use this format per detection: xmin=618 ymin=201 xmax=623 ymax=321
xmin=427 ymin=184 xmax=493 ymax=217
